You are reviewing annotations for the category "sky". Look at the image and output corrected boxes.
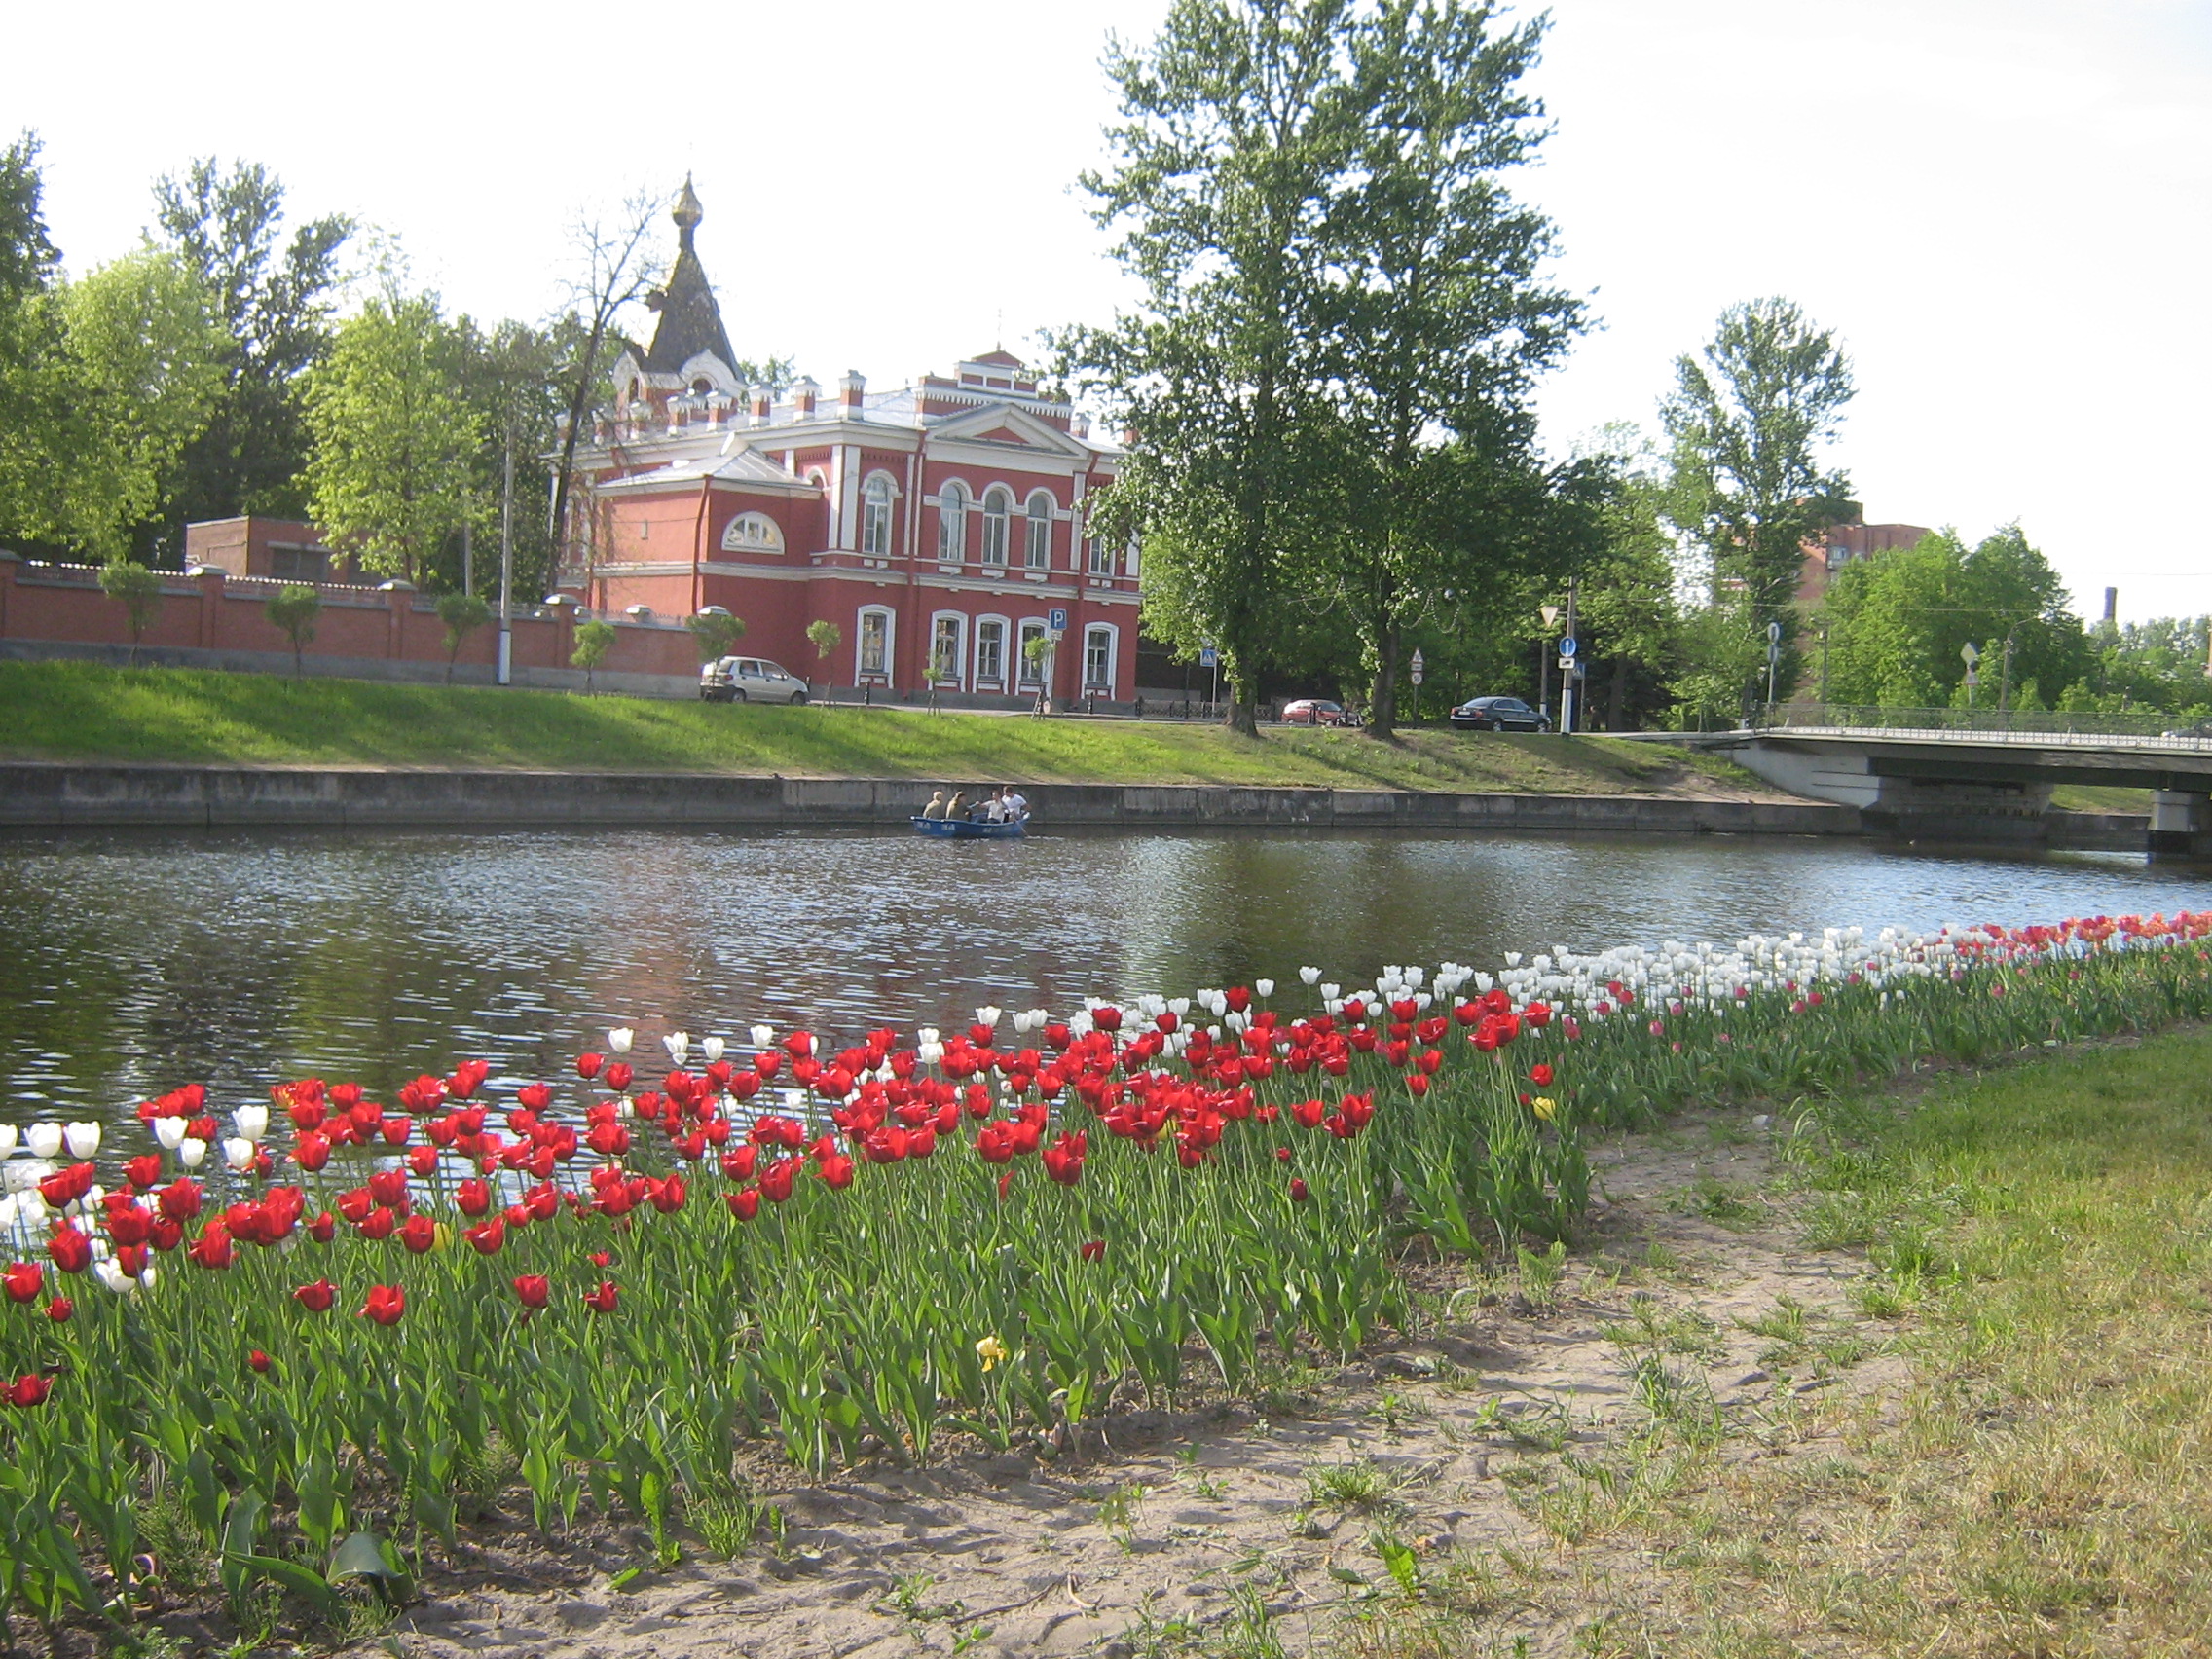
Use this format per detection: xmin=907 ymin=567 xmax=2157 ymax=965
xmin=11 ymin=0 xmax=2210 ymax=624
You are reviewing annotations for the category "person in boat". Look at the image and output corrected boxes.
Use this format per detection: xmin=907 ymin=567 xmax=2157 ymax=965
xmin=921 ymin=790 xmax=947 ymax=820
xmin=971 ymin=792 xmax=996 ymax=823
xmin=944 ymin=791 xmax=967 ymax=822
xmin=981 ymin=789 xmax=1007 ymax=824
xmin=1004 ymin=786 xmax=1029 ymax=824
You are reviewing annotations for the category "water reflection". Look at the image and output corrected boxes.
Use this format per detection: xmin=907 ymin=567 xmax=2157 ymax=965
xmin=0 ymin=826 xmax=2203 ymax=1126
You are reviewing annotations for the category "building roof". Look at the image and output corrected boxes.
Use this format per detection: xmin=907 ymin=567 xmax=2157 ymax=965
xmin=642 ymin=176 xmax=738 ymax=377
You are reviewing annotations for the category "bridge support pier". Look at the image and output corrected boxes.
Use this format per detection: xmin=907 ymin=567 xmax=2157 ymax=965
xmin=2149 ymin=791 xmax=2212 ymax=860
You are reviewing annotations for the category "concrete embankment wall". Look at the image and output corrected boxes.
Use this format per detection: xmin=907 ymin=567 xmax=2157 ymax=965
xmin=0 ymin=762 xmax=1866 ymax=836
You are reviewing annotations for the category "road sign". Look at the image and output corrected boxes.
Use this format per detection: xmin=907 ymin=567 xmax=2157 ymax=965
xmin=1409 ymin=648 xmax=1424 ymax=685
xmin=1767 ymin=620 xmax=1784 ymax=645
xmin=1961 ymin=641 xmax=1980 ymax=664
xmin=1540 ymin=605 xmax=1561 ymax=628
xmin=1048 ymin=608 xmax=1069 ymax=632
xmin=1558 ymin=636 xmax=1577 ymax=659
xmin=1964 ymin=667 xmax=1979 ymax=687
xmin=1198 ymin=646 xmax=1219 ymax=668
xmin=1559 ymin=656 xmax=1577 ymax=674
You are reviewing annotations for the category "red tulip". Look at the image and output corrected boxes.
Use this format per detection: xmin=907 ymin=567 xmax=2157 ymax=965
xmin=47 ymin=1226 xmax=92 ymax=1274
xmin=44 ymin=1295 xmax=72 ymax=1323
xmin=463 ymin=1215 xmax=506 ymax=1255
xmin=292 ymin=1279 xmax=336 ymax=1312
xmin=1079 ymin=1239 xmax=1106 ymax=1263
xmin=246 ymin=1349 xmax=272 ymax=1375
xmin=123 ymin=1153 xmax=163 ymax=1190
xmin=406 ymin=1145 xmax=439 ymax=1178
xmin=725 ymin=1188 xmax=761 ymax=1221
xmin=187 ymin=1225 xmax=234 ymax=1271
xmin=398 ymin=1214 xmax=437 ymax=1254
xmin=2 ymin=1263 xmax=40 ymax=1304
xmin=1290 ymin=1177 xmax=1310 ymax=1202
xmin=1529 ymin=1063 xmax=1554 ymax=1087
xmin=294 ymin=1131 xmax=331 ymax=1173
xmin=7 ymin=1374 xmax=53 ymax=1408
xmin=582 ymin=1280 xmax=618 ymax=1314
xmin=360 ymin=1284 xmax=406 ymax=1326
xmin=356 ymin=1207 xmax=397 ymax=1241
xmin=512 ymin=1274 xmax=551 ymax=1309
xmin=1041 ymin=1130 xmax=1087 ymax=1187
xmin=603 ymin=1061 xmax=634 ymax=1093
xmin=457 ymin=1178 xmax=493 ymax=1217
xmin=308 ymin=1210 xmax=335 ymax=1242
xmin=367 ymin=1169 xmax=409 ymax=1209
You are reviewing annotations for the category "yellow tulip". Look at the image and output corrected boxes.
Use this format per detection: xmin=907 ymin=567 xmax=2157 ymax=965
xmin=976 ymin=1335 xmax=1010 ymax=1373
xmin=1531 ymin=1096 xmax=1558 ymax=1122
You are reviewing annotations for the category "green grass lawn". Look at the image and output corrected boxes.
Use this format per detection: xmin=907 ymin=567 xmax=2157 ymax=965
xmin=0 ymin=661 xmax=1778 ymax=795
xmin=2050 ymin=782 xmax=2153 ymax=813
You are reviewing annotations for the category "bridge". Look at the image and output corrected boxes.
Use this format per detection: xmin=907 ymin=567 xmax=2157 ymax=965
xmin=1643 ymin=713 xmax=2212 ymax=858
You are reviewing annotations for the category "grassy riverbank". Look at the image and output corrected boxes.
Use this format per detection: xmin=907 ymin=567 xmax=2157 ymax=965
xmin=0 ymin=661 xmax=1780 ymax=796
xmin=1348 ymin=1020 xmax=2212 ymax=1658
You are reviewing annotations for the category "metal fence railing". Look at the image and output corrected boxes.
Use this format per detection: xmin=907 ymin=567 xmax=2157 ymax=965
xmin=1758 ymin=704 xmax=2212 ymax=752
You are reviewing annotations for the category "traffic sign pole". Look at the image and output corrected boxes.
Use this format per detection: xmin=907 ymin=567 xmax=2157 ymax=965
xmin=1559 ymin=579 xmax=1577 ymax=735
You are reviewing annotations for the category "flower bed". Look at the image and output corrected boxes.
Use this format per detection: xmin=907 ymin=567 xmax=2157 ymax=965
xmin=0 ymin=911 xmax=2208 ymax=1633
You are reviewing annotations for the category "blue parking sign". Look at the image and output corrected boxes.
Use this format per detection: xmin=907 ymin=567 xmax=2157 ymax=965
xmin=1048 ymin=608 xmax=1069 ymax=631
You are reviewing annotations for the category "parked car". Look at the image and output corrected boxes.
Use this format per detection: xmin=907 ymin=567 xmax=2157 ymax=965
xmin=1281 ymin=697 xmax=1358 ymax=726
xmin=700 ymin=656 xmax=809 ymax=704
xmin=1450 ymin=695 xmax=1551 ymax=732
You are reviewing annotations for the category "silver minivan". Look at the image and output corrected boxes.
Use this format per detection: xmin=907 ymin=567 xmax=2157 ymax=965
xmin=699 ymin=656 xmax=809 ymax=704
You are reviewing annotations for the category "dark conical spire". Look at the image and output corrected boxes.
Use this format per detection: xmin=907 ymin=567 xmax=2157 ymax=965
xmin=643 ymin=177 xmax=736 ymax=377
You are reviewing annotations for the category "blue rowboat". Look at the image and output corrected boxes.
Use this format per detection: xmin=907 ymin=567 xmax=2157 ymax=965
xmin=912 ymin=816 xmax=1027 ymax=839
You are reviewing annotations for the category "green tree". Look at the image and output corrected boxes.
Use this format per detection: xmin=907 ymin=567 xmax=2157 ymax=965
xmin=151 ymin=158 xmax=352 ymax=545
xmin=305 ymin=286 xmax=484 ymax=585
xmin=1068 ymin=0 xmax=1356 ymax=736
xmin=805 ymin=618 xmax=841 ymax=690
xmin=99 ymin=556 xmax=165 ymax=663
xmin=53 ymin=247 xmax=227 ymax=560
xmin=571 ymin=617 xmax=616 ymax=694
xmin=686 ymin=608 xmax=745 ymax=661
xmin=0 ymin=131 xmax=67 ymax=554
xmin=435 ymin=589 xmax=491 ymax=682
xmin=1309 ymin=0 xmax=1584 ymax=737
xmin=1663 ymin=297 xmax=1855 ymax=703
xmin=1567 ymin=431 xmax=1684 ymax=731
xmin=264 ymin=581 xmax=320 ymax=679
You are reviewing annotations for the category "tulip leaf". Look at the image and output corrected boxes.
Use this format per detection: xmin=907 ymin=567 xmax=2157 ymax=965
xmin=240 ymin=1553 xmax=338 ymax=1620
xmin=328 ymin=1530 xmax=414 ymax=1603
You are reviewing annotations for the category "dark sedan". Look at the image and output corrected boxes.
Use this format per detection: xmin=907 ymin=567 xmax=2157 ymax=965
xmin=1450 ymin=695 xmax=1551 ymax=732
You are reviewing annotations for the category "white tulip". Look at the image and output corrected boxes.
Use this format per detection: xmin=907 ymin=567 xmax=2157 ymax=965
xmin=222 ymin=1137 xmax=257 ymax=1172
xmin=63 ymin=1123 xmax=101 ymax=1159
xmin=95 ymin=1258 xmax=136 ymax=1294
xmin=138 ymin=1262 xmax=158 ymax=1292
xmin=1319 ymin=984 xmax=1341 ymax=1002
xmin=608 ymin=1027 xmax=635 ymax=1054
xmin=153 ymin=1116 xmax=188 ymax=1150
xmin=917 ymin=1043 xmax=944 ymax=1068
xmin=1254 ymin=978 xmax=1275 ymax=998
xmin=664 ymin=1031 xmax=691 ymax=1066
xmin=1167 ymin=997 xmax=1191 ymax=1018
xmin=1299 ymin=966 xmax=1321 ymax=986
xmin=701 ymin=1036 xmax=725 ymax=1064
xmin=232 ymin=1105 xmax=269 ymax=1143
xmin=178 ymin=1138 xmax=207 ymax=1169
xmin=750 ymin=1024 xmax=776 ymax=1048
xmin=25 ymin=1124 xmax=62 ymax=1160
xmin=975 ymin=1006 xmax=1003 ymax=1029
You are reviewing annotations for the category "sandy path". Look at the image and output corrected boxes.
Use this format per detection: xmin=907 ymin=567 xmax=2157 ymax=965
xmin=350 ymin=1114 xmax=1897 ymax=1659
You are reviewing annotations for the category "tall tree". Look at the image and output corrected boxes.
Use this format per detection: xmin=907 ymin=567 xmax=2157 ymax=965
xmin=547 ymin=191 xmax=665 ymax=586
xmin=1068 ymin=0 xmax=1355 ymax=735
xmin=304 ymin=287 xmax=483 ymax=585
xmin=1662 ymin=297 xmax=1855 ymax=704
xmin=51 ymin=248 xmax=227 ymax=560
xmin=1312 ymin=0 xmax=1583 ymax=737
xmin=0 ymin=130 xmax=67 ymax=551
xmin=152 ymin=159 xmax=352 ymax=548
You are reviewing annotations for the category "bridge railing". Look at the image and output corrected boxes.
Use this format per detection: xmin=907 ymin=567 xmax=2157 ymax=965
xmin=1757 ymin=704 xmax=2212 ymax=752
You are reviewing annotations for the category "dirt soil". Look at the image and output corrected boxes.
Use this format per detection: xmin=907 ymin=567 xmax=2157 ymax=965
xmin=334 ymin=1116 xmax=1895 ymax=1659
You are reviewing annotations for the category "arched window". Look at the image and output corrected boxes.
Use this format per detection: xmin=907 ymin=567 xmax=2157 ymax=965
xmin=1083 ymin=624 xmax=1116 ymax=690
xmin=930 ymin=613 xmax=965 ymax=684
xmin=980 ymin=486 xmax=1012 ymax=566
xmin=857 ymin=607 xmax=894 ymax=680
xmin=937 ymin=483 xmax=968 ymax=562
xmin=719 ymin=512 xmax=784 ymax=553
xmin=975 ymin=616 xmax=1008 ymax=685
xmin=862 ymin=473 xmax=895 ymax=558
xmin=1024 ymin=491 xmax=1053 ymax=569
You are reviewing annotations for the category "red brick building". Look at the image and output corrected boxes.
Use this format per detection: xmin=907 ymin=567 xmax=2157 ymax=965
xmin=559 ymin=181 xmax=1136 ymax=704
xmin=181 ymin=516 xmax=370 ymax=585
xmin=1795 ymin=505 xmax=1933 ymax=607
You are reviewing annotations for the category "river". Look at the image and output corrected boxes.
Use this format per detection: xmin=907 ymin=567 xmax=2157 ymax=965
xmin=0 ymin=826 xmax=2205 ymax=1124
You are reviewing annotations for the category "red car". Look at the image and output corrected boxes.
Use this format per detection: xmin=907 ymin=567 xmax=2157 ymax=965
xmin=1280 ymin=698 xmax=1357 ymax=726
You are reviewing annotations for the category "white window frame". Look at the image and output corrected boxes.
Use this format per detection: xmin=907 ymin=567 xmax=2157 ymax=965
xmin=1083 ymin=623 xmax=1116 ymax=690
xmin=857 ymin=606 xmax=894 ymax=681
xmin=930 ymin=612 xmax=966 ymax=686
xmin=720 ymin=512 xmax=783 ymax=554
xmin=1016 ymin=619 xmax=1049 ymax=686
xmin=1088 ymin=533 xmax=1115 ymax=576
xmin=1023 ymin=490 xmax=1053 ymax=570
xmin=974 ymin=614 xmax=1010 ymax=686
xmin=980 ymin=486 xmax=1012 ymax=567
xmin=937 ymin=482 xmax=968 ymax=563
xmin=861 ymin=473 xmax=896 ymax=558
